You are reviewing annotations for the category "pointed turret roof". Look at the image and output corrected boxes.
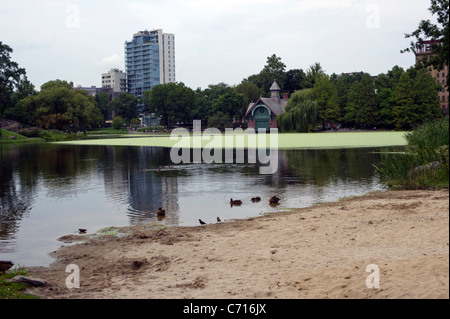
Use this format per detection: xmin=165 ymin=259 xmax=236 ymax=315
xmin=269 ymin=80 xmax=281 ymax=91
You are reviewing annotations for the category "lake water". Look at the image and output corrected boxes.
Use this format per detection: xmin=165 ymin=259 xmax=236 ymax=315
xmin=1 ymin=143 xmax=387 ymax=267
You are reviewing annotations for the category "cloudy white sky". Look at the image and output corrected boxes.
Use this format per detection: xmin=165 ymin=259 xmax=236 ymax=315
xmin=0 ymin=0 xmax=435 ymax=90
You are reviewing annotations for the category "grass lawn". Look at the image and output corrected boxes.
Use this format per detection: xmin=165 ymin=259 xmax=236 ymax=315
xmin=0 ymin=128 xmax=27 ymax=140
xmin=0 ymin=128 xmax=42 ymax=143
xmin=55 ymin=131 xmax=408 ymax=149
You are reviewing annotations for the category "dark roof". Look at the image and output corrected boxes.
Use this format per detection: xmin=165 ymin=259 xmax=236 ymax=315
xmin=245 ymin=97 xmax=287 ymax=117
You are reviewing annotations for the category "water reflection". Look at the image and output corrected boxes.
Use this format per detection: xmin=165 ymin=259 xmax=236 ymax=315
xmin=0 ymin=143 xmax=388 ymax=266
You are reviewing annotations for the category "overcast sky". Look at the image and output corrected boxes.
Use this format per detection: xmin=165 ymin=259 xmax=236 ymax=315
xmin=0 ymin=0 xmax=435 ymax=91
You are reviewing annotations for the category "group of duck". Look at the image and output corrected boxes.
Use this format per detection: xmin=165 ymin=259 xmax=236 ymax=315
xmin=199 ymin=196 xmax=281 ymax=226
xmin=157 ymin=195 xmax=281 ymax=226
xmin=230 ymin=195 xmax=280 ymax=206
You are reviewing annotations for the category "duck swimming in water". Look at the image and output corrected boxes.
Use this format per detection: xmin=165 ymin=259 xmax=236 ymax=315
xmin=230 ymin=198 xmax=242 ymax=206
xmin=269 ymin=196 xmax=280 ymax=204
xmin=157 ymin=208 xmax=166 ymax=216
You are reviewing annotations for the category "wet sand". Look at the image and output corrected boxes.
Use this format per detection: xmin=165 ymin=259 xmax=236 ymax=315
xmin=27 ymin=189 xmax=449 ymax=299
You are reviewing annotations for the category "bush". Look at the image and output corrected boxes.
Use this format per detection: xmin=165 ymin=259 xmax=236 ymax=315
xmin=112 ymin=116 xmax=125 ymax=130
xmin=375 ymin=118 xmax=449 ymax=189
xmin=405 ymin=117 xmax=449 ymax=163
xmin=19 ymin=128 xmax=43 ymax=138
xmin=38 ymin=130 xmax=77 ymax=142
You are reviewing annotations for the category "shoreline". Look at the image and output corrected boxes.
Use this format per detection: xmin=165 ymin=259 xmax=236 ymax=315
xmin=26 ymin=189 xmax=449 ymax=299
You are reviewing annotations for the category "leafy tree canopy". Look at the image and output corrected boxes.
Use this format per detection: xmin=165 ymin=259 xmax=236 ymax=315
xmin=0 ymin=42 xmax=32 ymax=116
xmin=402 ymin=0 xmax=449 ymax=87
xmin=17 ymin=80 xmax=103 ymax=130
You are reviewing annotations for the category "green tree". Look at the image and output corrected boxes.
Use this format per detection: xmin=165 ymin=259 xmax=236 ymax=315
xmin=412 ymin=68 xmax=442 ymax=119
xmin=112 ymin=116 xmax=125 ymax=130
xmin=95 ymin=92 xmax=112 ymax=121
xmin=374 ymin=66 xmax=406 ymax=128
xmin=40 ymin=79 xmax=73 ymax=91
xmin=312 ymin=73 xmax=340 ymax=127
xmin=402 ymin=0 xmax=449 ymax=88
xmin=191 ymin=90 xmax=211 ymax=124
xmin=285 ymin=69 xmax=306 ymax=94
xmin=211 ymin=90 xmax=246 ymax=123
xmin=393 ymin=72 xmax=418 ymax=130
xmin=147 ymin=82 xmax=198 ymax=128
xmin=202 ymin=82 xmax=232 ymax=101
xmin=377 ymin=86 xmax=396 ymax=128
xmin=3 ymin=78 xmax=36 ymax=123
xmin=345 ymin=73 xmax=380 ymax=128
xmin=243 ymin=73 xmax=262 ymax=90
xmin=393 ymin=68 xmax=441 ymax=130
xmin=303 ymin=62 xmax=325 ymax=88
xmin=284 ymin=88 xmax=315 ymax=112
xmin=17 ymin=80 xmax=103 ymax=130
xmin=207 ymin=111 xmax=231 ymax=130
xmin=335 ymin=72 xmax=365 ymax=123
xmin=0 ymin=42 xmax=30 ymax=117
xmin=235 ymin=81 xmax=262 ymax=105
xmin=146 ymin=83 xmax=171 ymax=126
xmin=109 ymin=93 xmax=138 ymax=123
xmin=277 ymin=89 xmax=318 ymax=132
xmin=166 ymin=82 xmax=198 ymax=126
xmin=259 ymin=54 xmax=287 ymax=93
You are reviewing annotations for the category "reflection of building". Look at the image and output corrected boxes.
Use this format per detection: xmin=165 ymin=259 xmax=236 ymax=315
xmin=244 ymin=80 xmax=288 ymax=132
xmin=103 ymin=146 xmax=179 ymax=225
xmin=128 ymin=148 xmax=179 ymax=225
xmin=415 ymin=40 xmax=449 ymax=114
xmin=161 ymin=176 xmax=178 ymax=213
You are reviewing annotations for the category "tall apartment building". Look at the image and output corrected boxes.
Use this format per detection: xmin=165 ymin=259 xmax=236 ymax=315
xmin=125 ymin=29 xmax=175 ymax=106
xmin=415 ymin=40 xmax=449 ymax=114
xmin=101 ymin=68 xmax=127 ymax=93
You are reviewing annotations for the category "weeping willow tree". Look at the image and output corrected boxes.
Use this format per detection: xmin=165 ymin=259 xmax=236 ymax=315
xmin=277 ymin=89 xmax=318 ymax=132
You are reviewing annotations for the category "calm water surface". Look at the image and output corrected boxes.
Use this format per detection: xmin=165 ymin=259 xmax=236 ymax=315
xmin=1 ymin=143 xmax=387 ymax=266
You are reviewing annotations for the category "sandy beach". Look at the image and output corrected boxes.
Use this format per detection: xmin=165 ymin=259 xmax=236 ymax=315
xmin=27 ymin=189 xmax=449 ymax=299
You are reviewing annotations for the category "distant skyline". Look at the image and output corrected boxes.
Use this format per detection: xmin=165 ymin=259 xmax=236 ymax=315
xmin=0 ymin=0 xmax=435 ymax=91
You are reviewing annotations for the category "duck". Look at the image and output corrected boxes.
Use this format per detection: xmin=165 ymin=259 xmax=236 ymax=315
xmin=217 ymin=217 xmax=221 ymax=223
xmin=0 ymin=260 xmax=14 ymax=275
xmin=157 ymin=208 xmax=166 ymax=216
xmin=251 ymin=197 xmax=261 ymax=202
xmin=230 ymin=198 xmax=242 ymax=206
xmin=269 ymin=196 xmax=280 ymax=204
xmin=78 ymin=228 xmax=87 ymax=234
